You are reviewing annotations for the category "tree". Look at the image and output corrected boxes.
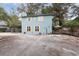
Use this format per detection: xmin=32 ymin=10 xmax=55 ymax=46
xmin=6 ymin=8 xmax=21 ymax=32
xmin=41 ymin=3 xmax=72 ymax=26
xmin=17 ymin=3 xmax=46 ymax=16
xmin=41 ymin=6 xmax=53 ymax=14
xmin=7 ymin=15 xmax=20 ymax=27
xmin=63 ymin=18 xmax=79 ymax=34
xmin=71 ymin=4 xmax=79 ymax=19
xmin=0 ymin=7 xmax=9 ymax=21
xmin=7 ymin=15 xmax=21 ymax=32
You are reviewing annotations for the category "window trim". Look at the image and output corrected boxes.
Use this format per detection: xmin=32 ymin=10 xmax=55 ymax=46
xmin=35 ymin=26 xmax=39 ymax=31
xmin=27 ymin=26 xmax=31 ymax=32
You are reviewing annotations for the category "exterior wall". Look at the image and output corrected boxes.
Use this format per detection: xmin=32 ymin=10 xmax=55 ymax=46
xmin=21 ymin=16 xmax=53 ymax=35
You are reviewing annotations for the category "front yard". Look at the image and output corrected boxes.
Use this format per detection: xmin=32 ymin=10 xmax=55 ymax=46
xmin=0 ymin=33 xmax=79 ymax=56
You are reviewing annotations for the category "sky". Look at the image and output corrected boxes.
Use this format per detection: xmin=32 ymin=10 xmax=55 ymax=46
xmin=0 ymin=3 xmax=20 ymax=14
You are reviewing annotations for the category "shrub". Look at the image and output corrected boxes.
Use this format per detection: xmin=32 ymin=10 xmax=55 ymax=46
xmin=63 ymin=19 xmax=79 ymax=28
xmin=63 ymin=19 xmax=79 ymax=33
xmin=0 ymin=28 xmax=6 ymax=32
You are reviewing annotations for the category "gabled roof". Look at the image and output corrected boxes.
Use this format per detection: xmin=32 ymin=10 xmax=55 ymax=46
xmin=21 ymin=14 xmax=54 ymax=18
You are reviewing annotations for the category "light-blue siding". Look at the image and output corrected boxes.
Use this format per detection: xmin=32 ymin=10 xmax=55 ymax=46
xmin=21 ymin=16 xmax=53 ymax=35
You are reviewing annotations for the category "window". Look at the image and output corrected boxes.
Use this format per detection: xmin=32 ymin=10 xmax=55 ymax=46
xmin=35 ymin=26 xmax=39 ymax=31
xmin=27 ymin=26 xmax=31 ymax=31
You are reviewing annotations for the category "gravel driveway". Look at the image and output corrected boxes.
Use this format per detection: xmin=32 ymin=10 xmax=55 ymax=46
xmin=0 ymin=33 xmax=79 ymax=56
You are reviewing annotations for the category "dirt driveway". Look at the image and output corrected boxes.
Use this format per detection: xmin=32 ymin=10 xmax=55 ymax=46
xmin=0 ymin=33 xmax=79 ymax=56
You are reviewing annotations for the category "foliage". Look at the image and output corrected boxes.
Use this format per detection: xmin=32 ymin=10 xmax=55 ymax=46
xmin=63 ymin=19 xmax=79 ymax=28
xmin=7 ymin=15 xmax=21 ymax=28
xmin=0 ymin=7 xmax=21 ymax=32
xmin=0 ymin=7 xmax=9 ymax=21
xmin=17 ymin=3 xmax=45 ymax=16
xmin=63 ymin=18 xmax=79 ymax=33
xmin=40 ymin=3 xmax=72 ymax=26
xmin=71 ymin=4 xmax=79 ymax=18
xmin=52 ymin=3 xmax=72 ymax=26
xmin=41 ymin=6 xmax=52 ymax=14
xmin=0 ymin=28 xmax=6 ymax=32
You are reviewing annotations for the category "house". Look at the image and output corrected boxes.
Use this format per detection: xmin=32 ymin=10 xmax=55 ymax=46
xmin=0 ymin=21 xmax=7 ymax=28
xmin=21 ymin=14 xmax=54 ymax=35
xmin=0 ymin=21 xmax=7 ymax=32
